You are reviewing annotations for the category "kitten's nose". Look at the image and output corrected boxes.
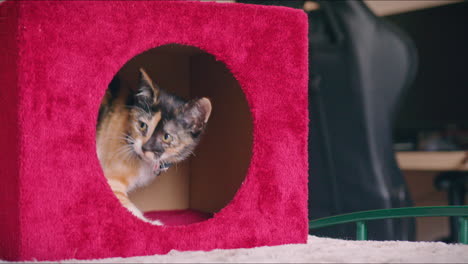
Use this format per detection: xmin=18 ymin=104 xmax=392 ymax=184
xmin=142 ymin=140 xmax=155 ymax=152
xmin=142 ymin=145 xmax=157 ymax=161
xmin=142 ymin=145 xmax=158 ymax=155
xmin=142 ymin=140 xmax=163 ymax=154
xmin=143 ymin=151 xmax=155 ymax=161
xmin=141 ymin=145 xmax=151 ymax=152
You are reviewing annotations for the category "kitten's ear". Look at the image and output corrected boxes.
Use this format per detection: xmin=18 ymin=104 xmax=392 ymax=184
xmin=182 ymin=97 xmax=212 ymax=134
xmin=136 ymin=68 xmax=160 ymax=103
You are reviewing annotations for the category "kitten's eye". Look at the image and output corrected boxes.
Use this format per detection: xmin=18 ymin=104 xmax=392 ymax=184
xmin=162 ymin=133 xmax=173 ymax=143
xmin=138 ymin=121 xmax=148 ymax=132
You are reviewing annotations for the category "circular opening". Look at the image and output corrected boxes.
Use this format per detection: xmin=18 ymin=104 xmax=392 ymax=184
xmin=96 ymin=44 xmax=253 ymax=226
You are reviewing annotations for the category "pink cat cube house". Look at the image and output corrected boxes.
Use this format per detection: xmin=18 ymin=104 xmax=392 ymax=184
xmin=0 ymin=0 xmax=309 ymax=261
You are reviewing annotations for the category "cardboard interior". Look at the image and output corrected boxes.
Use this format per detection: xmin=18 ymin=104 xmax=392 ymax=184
xmin=108 ymin=44 xmax=253 ymax=215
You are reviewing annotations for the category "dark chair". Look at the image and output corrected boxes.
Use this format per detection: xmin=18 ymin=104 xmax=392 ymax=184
xmin=237 ymin=0 xmax=418 ymax=240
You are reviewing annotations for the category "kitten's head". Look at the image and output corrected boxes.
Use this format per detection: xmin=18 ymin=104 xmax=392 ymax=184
xmin=127 ymin=68 xmax=212 ymax=175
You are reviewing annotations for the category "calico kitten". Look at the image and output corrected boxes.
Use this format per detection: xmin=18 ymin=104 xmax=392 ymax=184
xmin=96 ymin=68 xmax=212 ymax=225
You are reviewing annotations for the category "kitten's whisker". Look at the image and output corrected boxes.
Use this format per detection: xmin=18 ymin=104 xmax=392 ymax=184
xmin=103 ymin=135 xmax=126 ymax=141
xmin=123 ymin=148 xmax=138 ymax=164
xmin=111 ymin=144 xmax=136 ymax=162
xmin=122 ymin=149 xmax=135 ymax=163
xmin=111 ymin=147 xmax=130 ymax=160
xmin=103 ymin=133 xmax=134 ymax=144
xmin=120 ymin=133 xmax=136 ymax=145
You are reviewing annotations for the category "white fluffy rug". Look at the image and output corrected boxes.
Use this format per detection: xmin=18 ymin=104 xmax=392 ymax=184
xmin=5 ymin=235 xmax=467 ymax=263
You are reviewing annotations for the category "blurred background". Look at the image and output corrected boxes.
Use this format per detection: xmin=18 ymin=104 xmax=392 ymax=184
xmin=211 ymin=0 xmax=467 ymax=243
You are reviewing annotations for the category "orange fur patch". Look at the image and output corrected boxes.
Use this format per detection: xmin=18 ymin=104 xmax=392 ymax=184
xmin=144 ymin=111 xmax=161 ymax=143
xmin=97 ymin=88 xmax=142 ymax=192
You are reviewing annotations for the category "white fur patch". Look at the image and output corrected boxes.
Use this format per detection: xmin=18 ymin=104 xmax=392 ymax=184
xmin=136 ymin=90 xmax=152 ymax=98
xmin=128 ymin=164 xmax=158 ymax=192
xmin=127 ymin=204 xmax=163 ymax=226
xmin=133 ymin=139 xmax=144 ymax=157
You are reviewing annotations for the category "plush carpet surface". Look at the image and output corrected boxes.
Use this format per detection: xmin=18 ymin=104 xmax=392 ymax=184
xmin=3 ymin=235 xmax=466 ymax=263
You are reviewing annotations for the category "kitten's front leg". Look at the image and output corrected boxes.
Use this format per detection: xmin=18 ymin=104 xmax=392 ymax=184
xmin=108 ymin=179 xmax=163 ymax=225
xmin=125 ymin=201 xmax=163 ymax=226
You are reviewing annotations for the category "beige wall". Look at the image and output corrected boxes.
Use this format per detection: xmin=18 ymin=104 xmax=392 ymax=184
xmin=218 ymin=1 xmax=464 ymax=16
xmin=364 ymin=0 xmax=463 ymax=16
xmin=304 ymin=0 xmax=462 ymax=16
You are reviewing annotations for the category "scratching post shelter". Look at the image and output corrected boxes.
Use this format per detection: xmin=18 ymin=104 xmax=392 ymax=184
xmin=0 ymin=0 xmax=309 ymax=261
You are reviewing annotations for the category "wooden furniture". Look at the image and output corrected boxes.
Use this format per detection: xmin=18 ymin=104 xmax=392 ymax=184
xmin=396 ymin=151 xmax=468 ymax=171
xmin=396 ymin=151 xmax=468 ymax=242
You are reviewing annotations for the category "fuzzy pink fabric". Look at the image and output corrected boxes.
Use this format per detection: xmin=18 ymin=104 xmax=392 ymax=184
xmin=0 ymin=0 xmax=309 ymax=261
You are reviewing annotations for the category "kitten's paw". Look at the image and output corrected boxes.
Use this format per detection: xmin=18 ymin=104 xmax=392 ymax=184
xmin=150 ymin=219 xmax=164 ymax=226
xmin=126 ymin=204 xmax=164 ymax=225
xmin=140 ymin=216 xmax=164 ymax=226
